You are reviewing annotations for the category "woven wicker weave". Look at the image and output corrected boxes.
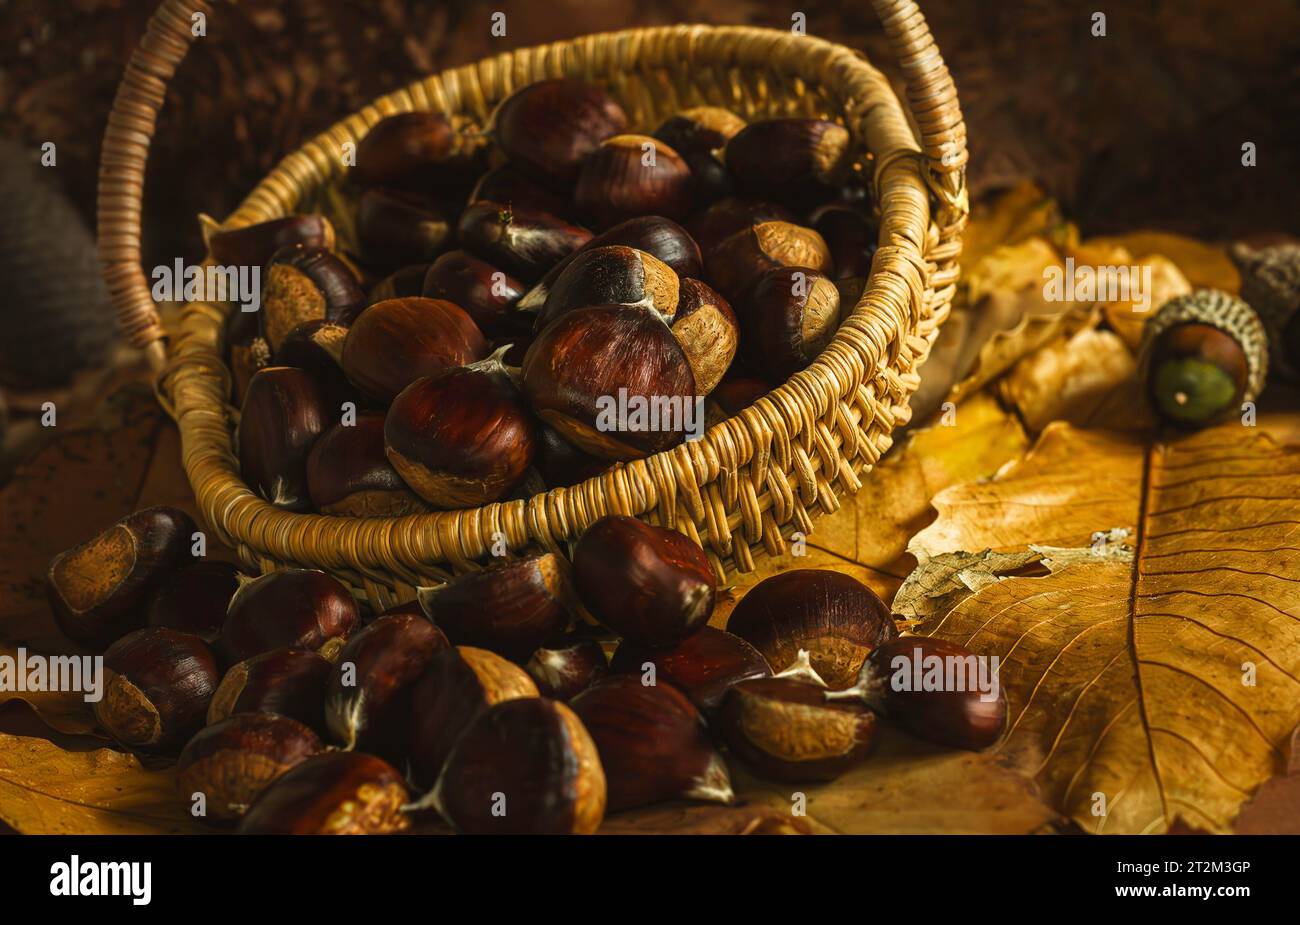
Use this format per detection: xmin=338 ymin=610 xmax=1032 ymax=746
xmin=96 ymin=1 xmax=968 ymax=612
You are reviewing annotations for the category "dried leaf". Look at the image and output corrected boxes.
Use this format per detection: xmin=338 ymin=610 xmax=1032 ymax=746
xmin=0 ymin=643 xmax=101 ymax=737
xmin=958 ymin=181 xmax=1070 ymax=277
xmin=1081 ymin=231 xmax=1240 ymax=293
xmin=998 ymin=327 xmax=1140 ymax=432
xmin=1097 ymin=254 xmax=1192 ymax=350
xmin=1233 ymin=725 xmax=1300 ymax=834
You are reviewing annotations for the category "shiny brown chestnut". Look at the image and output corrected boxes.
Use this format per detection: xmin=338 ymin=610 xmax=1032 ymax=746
xmin=521 ymin=305 xmax=698 ymax=461
xmin=706 ymin=221 xmax=832 ymax=301
xmin=208 ymin=214 xmax=335 ymax=268
xmin=573 ymin=515 xmax=715 ymax=647
xmin=46 ymin=506 xmax=197 ymax=650
xmin=740 ymin=266 xmax=842 ymax=382
xmin=719 ymin=677 xmax=876 ymax=781
xmin=671 ymin=278 xmax=737 ymax=395
xmin=491 ymin=78 xmax=628 ymax=185
xmin=324 ymin=613 xmax=448 ymax=757
xmin=350 ymin=111 xmax=458 ymax=191
xmin=574 ymin=135 xmax=694 ymax=229
xmin=469 ymin=164 xmax=571 ymax=217
xmin=686 ymin=197 xmax=797 ymax=259
xmin=341 ymin=297 xmax=488 ymax=403
xmin=306 ymin=413 xmax=427 ymax=517
xmin=356 ymin=187 xmax=453 ymax=270
xmin=147 ymin=559 xmax=243 ymax=643
xmin=421 ymin=250 xmax=526 ymax=339
xmin=526 ymin=633 xmax=609 ymax=700
xmin=272 ymin=319 xmax=360 ymax=415
xmin=366 ymin=262 xmax=430 ymax=305
xmin=828 ymin=636 xmax=1007 ymax=750
xmin=94 ymin=627 xmax=220 ymax=753
xmin=725 ymin=118 xmax=852 ymax=206
xmin=207 ymin=646 xmax=332 ymax=734
xmin=238 ymin=366 xmax=330 ymax=511
xmin=533 ymin=423 xmax=614 ymax=488
xmin=237 ymin=751 xmax=410 ymax=834
xmin=259 ymin=245 xmax=365 ymax=352
xmin=226 ymin=309 xmax=271 ymax=406
xmin=654 ymin=107 xmax=747 ymax=203
xmin=177 ymin=712 xmax=322 ymax=822
xmin=219 ymin=568 xmax=359 ymax=665
xmin=457 ymin=200 xmax=593 ymax=283
xmin=430 ymin=697 xmax=605 ymax=834
xmin=416 ymin=553 xmax=575 ymax=663
xmin=408 ymin=645 xmax=539 ymax=787
xmin=537 ymin=245 xmax=680 ymax=331
xmin=571 ymin=675 xmax=732 ymax=812
xmin=726 ymin=569 xmax=897 ymax=689
xmin=384 ymin=351 xmax=537 ymax=508
xmin=610 ymin=626 xmax=770 ymax=715
xmin=812 ymin=204 xmax=879 ymax=280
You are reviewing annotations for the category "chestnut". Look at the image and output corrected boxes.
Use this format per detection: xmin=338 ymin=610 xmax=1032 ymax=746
xmin=147 ymin=559 xmax=244 ymax=643
xmin=718 ymin=677 xmax=876 ymax=781
xmin=470 ymin=164 xmax=571 ymax=217
xmin=177 ymin=712 xmax=322 ymax=822
xmin=457 ymin=200 xmax=593 ymax=283
xmin=725 ymin=569 xmax=897 ymax=689
xmin=609 ymin=626 xmax=770 ymax=716
xmin=94 ymin=627 xmax=220 ymax=753
xmin=533 ymin=423 xmax=614 ymax=488
xmin=226 ymin=309 xmax=271 ymax=406
xmin=570 ymin=675 xmax=732 ymax=812
xmin=237 ymin=751 xmax=410 ymax=834
xmin=408 ymin=645 xmax=539 ymax=788
xmin=207 ymin=646 xmax=332 ymax=734
xmin=829 ymin=636 xmax=1007 ymax=750
xmin=46 ymin=505 xmax=197 ymax=650
xmin=366 ymin=262 xmax=430 ymax=305
xmin=306 ymin=413 xmax=427 ymax=517
xmin=208 ymin=214 xmax=334 ymax=268
xmin=421 ymin=250 xmax=526 ymax=339
xmin=491 ymin=78 xmax=628 ymax=185
xmin=812 ymin=204 xmax=879 ymax=280
xmin=687 ymin=197 xmax=797 ymax=259
xmin=574 ymin=135 xmax=694 ymax=229
xmin=324 ymin=613 xmax=448 ymax=757
xmin=219 ymin=568 xmax=359 ymax=665
xmin=740 ymin=266 xmax=842 ymax=382
xmin=350 ymin=111 xmax=458 ymax=191
xmin=384 ymin=351 xmax=537 ymax=508
xmin=273 ymin=319 xmax=358 ymax=412
xmin=341 ymin=297 xmax=488 ymax=403
xmin=521 ymin=305 xmax=698 ymax=461
xmin=416 ymin=553 xmax=575 ymax=662
xmin=355 ymin=187 xmax=452 ymax=270
xmin=671 ymin=278 xmax=737 ymax=395
xmin=237 ymin=366 xmax=330 ymax=511
xmin=431 ymin=697 xmax=605 ymax=834
xmin=706 ymin=221 xmax=832 ymax=301
xmin=724 ymin=118 xmax=852 ymax=206
xmin=573 ymin=515 xmax=715 ymax=647
xmin=654 ymin=107 xmax=746 ymax=203
xmin=526 ymin=633 xmax=609 ymax=700
xmin=537 ymin=245 xmax=680 ymax=331
xmin=259 ymin=244 xmax=365 ymax=352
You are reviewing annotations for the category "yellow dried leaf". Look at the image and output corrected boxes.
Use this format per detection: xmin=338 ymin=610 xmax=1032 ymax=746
xmin=1099 ymin=254 xmax=1193 ymax=350
xmin=998 ymin=327 xmax=1140 ymax=432
xmin=0 ymin=644 xmax=102 ymax=737
xmin=959 ymin=181 xmax=1071 ymax=277
xmin=1082 ymin=231 xmax=1240 ymax=293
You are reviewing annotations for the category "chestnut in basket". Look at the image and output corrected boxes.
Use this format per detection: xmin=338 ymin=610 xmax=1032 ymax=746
xmin=533 ymin=423 xmax=614 ymax=488
xmin=238 ymin=751 xmax=410 ymax=835
xmin=470 ymin=164 xmax=572 ymax=217
xmin=207 ymin=646 xmax=332 ymax=734
xmin=259 ymin=245 xmax=365 ymax=352
xmin=687 ymin=197 xmax=796 ymax=259
xmin=706 ymin=221 xmax=832 ymax=300
xmin=408 ymin=646 xmax=539 ymax=788
xmin=671 ymin=278 xmax=737 ymax=395
xmin=341 ymin=297 xmax=488 ymax=403
xmin=725 ymin=118 xmax=852 ymax=206
xmin=356 ymin=187 xmax=453 ymax=270
xmin=147 ymin=559 xmax=243 ymax=643
xmin=324 ymin=613 xmax=448 ymax=757
xmin=574 ymin=135 xmax=694 ymax=229
xmin=719 ymin=677 xmax=877 ymax=782
xmin=177 ymin=712 xmax=322 ymax=823
xmin=537 ymin=245 xmax=681 ymax=331
xmin=812 ymin=204 xmax=879 ymax=280
xmin=46 ymin=505 xmax=196 ymax=650
xmin=273 ymin=319 xmax=359 ymax=413
xmin=572 ymin=675 xmax=733 ymax=811
xmin=350 ymin=111 xmax=458 ymax=191
xmin=366 ymin=263 xmax=429 ymax=305
xmin=431 ymin=697 xmax=605 ymax=834
xmin=416 ymin=553 xmax=575 ymax=663
xmin=740 ymin=266 xmax=843 ymax=382
xmin=491 ymin=78 xmax=628 ymax=185
xmin=384 ymin=350 xmax=537 ymax=508
xmin=237 ymin=367 xmax=330 ymax=512
xmin=306 ymin=413 xmax=427 ymax=517
xmin=219 ymin=568 xmax=359 ymax=665
xmin=610 ymin=626 xmax=770 ymax=716
xmin=208 ymin=214 xmax=335 ymax=268
xmin=725 ymin=569 xmax=896 ymax=689
xmin=420 ymin=250 xmax=526 ymax=339
xmin=573 ymin=515 xmax=715 ymax=647
xmin=95 ymin=627 xmax=220 ymax=753
xmin=521 ymin=305 xmax=698 ymax=461
xmin=526 ymin=633 xmax=609 ymax=700
xmin=654 ymin=107 xmax=747 ymax=203
xmin=457 ymin=200 xmax=593 ymax=283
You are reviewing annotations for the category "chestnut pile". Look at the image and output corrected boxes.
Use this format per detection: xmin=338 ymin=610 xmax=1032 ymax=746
xmin=222 ymin=79 xmax=881 ymax=509
xmin=47 ymin=504 xmax=1007 ymax=835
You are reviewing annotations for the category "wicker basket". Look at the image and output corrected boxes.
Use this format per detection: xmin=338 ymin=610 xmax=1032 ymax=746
xmin=96 ymin=0 xmax=968 ymax=612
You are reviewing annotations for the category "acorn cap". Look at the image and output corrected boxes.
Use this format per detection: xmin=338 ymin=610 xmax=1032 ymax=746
xmin=1230 ymin=242 xmax=1300 ymax=382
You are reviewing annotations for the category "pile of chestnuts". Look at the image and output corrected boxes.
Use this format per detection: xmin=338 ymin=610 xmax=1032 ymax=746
xmin=221 ymin=78 xmax=882 ymax=511
xmin=47 ymin=501 xmax=1007 ymax=835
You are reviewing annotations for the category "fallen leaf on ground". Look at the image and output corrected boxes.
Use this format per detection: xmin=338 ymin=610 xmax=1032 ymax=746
xmin=998 ymin=327 xmax=1139 ymax=432
xmin=1081 ymin=231 xmax=1240 ymax=293
xmin=0 ymin=643 xmax=101 ymax=737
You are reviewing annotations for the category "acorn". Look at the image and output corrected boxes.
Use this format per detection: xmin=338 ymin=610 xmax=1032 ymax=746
xmin=687 ymin=197 xmax=797 ymax=259
xmin=491 ymin=78 xmax=629 ymax=185
xmin=812 ymin=204 xmax=879 ymax=280
xmin=341 ymin=297 xmax=488 ymax=403
xmin=573 ymin=515 xmax=715 ymax=647
xmin=740 ymin=266 xmax=842 ymax=382
xmin=237 ymin=366 xmax=330 ymax=511
xmin=1139 ymin=290 xmax=1268 ymax=429
xmin=1231 ymin=242 xmax=1300 ymax=381
xmin=570 ymin=675 xmax=733 ymax=812
xmin=366 ymin=262 xmax=430 ymax=305
xmin=94 ymin=627 xmax=220 ymax=753
xmin=706 ymin=221 xmax=832 ymax=301
xmin=416 ymin=554 xmax=575 ymax=662
xmin=384 ymin=349 xmax=537 ymax=508
xmin=725 ymin=569 xmax=897 ymax=689
xmin=147 ymin=559 xmax=244 ymax=643
xmin=653 ymin=107 xmax=747 ymax=203
xmin=525 ymin=633 xmax=610 ymax=700
xmin=430 ymin=697 xmax=606 ymax=834
xmin=469 ymin=163 xmax=572 ymax=217
xmin=536 ymin=245 xmax=680 ymax=331
xmin=421 ymin=250 xmax=527 ymax=339
xmin=355 ymin=187 xmax=453 ymax=270
xmin=177 ymin=713 xmax=322 ymax=823
xmin=259 ymin=245 xmax=365 ymax=352
xmin=208 ymin=214 xmax=335 ymax=268
xmin=237 ymin=751 xmax=410 ymax=834
xmin=207 ymin=646 xmax=332 ymax=734
xmin=724 ymin=118 xmax=852 ymax=207
xmin=306 ymin=413 xmax=427 ymax=517
xmin=671 ymin=278 xmax=737 ymax=395
xmin=609 ymin=626 xmax=771 ymax=716
xmin=219 ymin=569 xmax=359 ymax=665
xmin=574 ymin=135 xmax=694 ymax=229
xmin=719 ymin=677 xmax=876 ymax=782
xmin=46 ymin=506 xmax=197 ymax=650
xmin=350 ymin=111 xmax=459 ymax=191
xmin=457 ymin=200 xmax=593 ymax=283
xmin=533 ymin=423 xmax=615 ymax=488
